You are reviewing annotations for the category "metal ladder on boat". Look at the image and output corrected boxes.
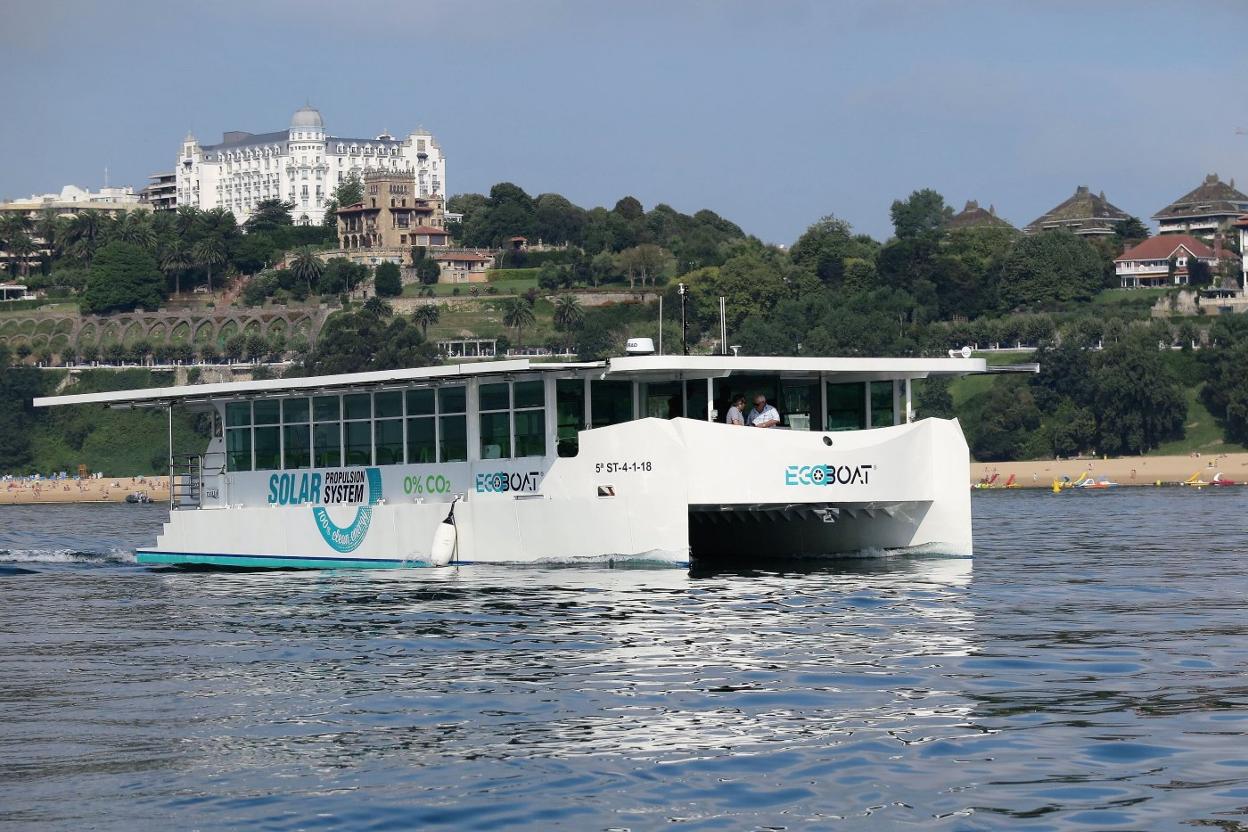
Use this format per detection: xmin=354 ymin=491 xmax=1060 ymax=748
xmin=171 ymin=454 xmax=202 ymax=510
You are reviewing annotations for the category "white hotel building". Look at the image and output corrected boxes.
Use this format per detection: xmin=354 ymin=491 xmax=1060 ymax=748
xmin=175 ymin=106 xmax=446 ymax=225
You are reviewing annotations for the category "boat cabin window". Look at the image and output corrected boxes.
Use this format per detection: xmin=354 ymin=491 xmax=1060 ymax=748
xmin=870 ymin=381 xmax=894 ymax=428
xmin=438 ymin=387 xmax=468 ymax=462
xmin=642 ymin=381 xmax=683 ymax=419
xmin=373 ymin=391 xmax=404 ymax=465
xmin=556 ymin=379 xmax=585 ymax=457
xmin=825 ymin=382 xmax=866 ymax=431
xmin=479 ymin=379 xmax=547 ymax=460
xmin=226 ymin=401 xmax=252 ymax=472
xmin=313 ymin=396 xmax=342 ymax=467
xmin=282 ymin=398 xmax=311 ymax=469
xmin=712 ymin=376 xmax=818 ymax=430
xmin=344 ymin=394 xmax=372 ymax=466
xmin=591 ymin=380 xmax=633 ymax=429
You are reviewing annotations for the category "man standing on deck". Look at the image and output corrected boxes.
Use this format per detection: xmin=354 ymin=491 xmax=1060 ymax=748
xmin=748 ymin=394 xmax=780 ymax=428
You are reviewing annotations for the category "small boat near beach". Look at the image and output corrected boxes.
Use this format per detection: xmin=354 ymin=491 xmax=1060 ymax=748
xmin=34 ymin=350 xmax=989 ymax=569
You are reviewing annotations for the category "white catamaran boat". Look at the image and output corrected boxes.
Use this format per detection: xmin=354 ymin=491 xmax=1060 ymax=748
xmin=34 ymin=350 xmax=988 ymax=568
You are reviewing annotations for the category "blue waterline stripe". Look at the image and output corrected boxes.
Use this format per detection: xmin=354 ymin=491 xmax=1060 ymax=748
xmin=136 ymin=551 xmax=428 ymax=569
xmin=135 ymin=551 xmax=690 ymax=569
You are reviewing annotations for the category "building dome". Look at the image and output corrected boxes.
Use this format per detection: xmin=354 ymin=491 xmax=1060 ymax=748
xmin=290 ymin=105 xmax=323 ymax=129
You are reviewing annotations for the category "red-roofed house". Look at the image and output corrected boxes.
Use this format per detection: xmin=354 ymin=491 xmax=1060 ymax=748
xmin=1115 ymin=235 xmax=1217 ymax=288
xmin=433 ymin=250 xmax=496 ymax=283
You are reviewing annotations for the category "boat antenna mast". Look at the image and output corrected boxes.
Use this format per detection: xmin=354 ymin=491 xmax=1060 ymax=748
xmin=678 ymin=282 xmax=688 ymax=355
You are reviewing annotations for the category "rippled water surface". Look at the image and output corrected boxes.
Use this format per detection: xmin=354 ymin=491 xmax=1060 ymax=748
xmin=3 ymin=491 xmax=1248 ymax=830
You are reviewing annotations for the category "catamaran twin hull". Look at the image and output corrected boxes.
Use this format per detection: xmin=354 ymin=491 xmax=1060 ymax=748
xmin=139 ymin=417 xmax=972 ymax=569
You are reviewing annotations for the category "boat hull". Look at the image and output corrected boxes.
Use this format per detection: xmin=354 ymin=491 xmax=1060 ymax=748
xmin=141 ymin=417 xmax=972 ymax=569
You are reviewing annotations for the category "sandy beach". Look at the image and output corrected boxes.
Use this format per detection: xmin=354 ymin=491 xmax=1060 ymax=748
xmin=0 ymin=477 xmax=171 ymax=505
xmin=971 ymin=452 xmax=1248 ymax=488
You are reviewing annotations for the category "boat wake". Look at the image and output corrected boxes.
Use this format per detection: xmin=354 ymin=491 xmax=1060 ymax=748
xmin=0 ymin=548 xmax=136 ymax=567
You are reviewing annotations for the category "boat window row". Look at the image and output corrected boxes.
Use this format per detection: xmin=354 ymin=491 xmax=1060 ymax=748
xmin=225 ymin=387 xmax=469 ymax=472
xmin=221 ymin=376 xmax=906 ymax=471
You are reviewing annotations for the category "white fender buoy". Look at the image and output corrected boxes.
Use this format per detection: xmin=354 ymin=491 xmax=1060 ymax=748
xmin=429 ymin=498 xmax=458 ymax=567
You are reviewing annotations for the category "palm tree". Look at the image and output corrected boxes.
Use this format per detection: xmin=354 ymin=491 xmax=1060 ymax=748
xmin=114 ymin=211 xmax=156 ymax=251
xmin=290 ymin=246 xmax=325 ymax=296
xmin=0 ymin=214 xmax=31 ymax=276
xmin=35 ymin=207 xmax=64 ymax=259
xmin=553 ymin=294 xmax=584 ymax=332
xmin=6 ymin=231 xmax=36 ymax=278
xmin=192 ymin=236 xmax=227 ymax=295
xmin=175 ymin=206 xmax=201 ymax=237
xmin=362 ymin=296 xmax=393 ymax=318
xmin=66 ymin=210 xmax=103 ymax=265
xmin=412 ymin=303 xmax=440 ymax=336
xmin=502 ymin=297 xmax=536 ymax=347
xmin=160 ymin=241 xmax=191 ymax=297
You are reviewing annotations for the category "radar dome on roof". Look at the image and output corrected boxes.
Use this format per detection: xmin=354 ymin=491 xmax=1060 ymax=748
xmin=290 ymin=105 xmax=324 ymax=128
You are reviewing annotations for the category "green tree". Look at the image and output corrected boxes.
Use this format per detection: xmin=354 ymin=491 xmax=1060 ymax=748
xmin=4 ymin=230 xmax=36 ymax=278
xmin=996 ymin=231 xmax=1103 ymax=309
xmin=1203 ymin=338 xmax=1248 ymax=444
xmin=616 ymin=244 xmax=668 ymax=288
xmin=1092 ymin=337 xmax=1186 ymax=455
xmin=412 ymin=303 xmax=440 ymax=336
xmin=502 ymin=297 xmax=536 ymax=346
xmin=534 ymin=193 xmax=586 ymax=245
xmin=245 ymin=199 xmax=294 ymax=234
xmin=290 ymin=247 xmax=325 ymax=296
xmin=192 ymin=236 xmax=227 ymax=295
xmin=970 ymin=380 xmax=1042 ymax=461
xmin=1114 ymin=216 xmax=1150 ymax=243
xmin=83 ymin=241 xmax=166 ymax=313
xmin=1188 ymin=256 xmax=1214 ymax=288
xmin=553 ymin=294 xmax=584 ymax=331
xmin=302 ymin=308 xmax=438 ymax=375
xmin=890 ymin=188 xmax=953 ymax=240
xmin=232 ymin=234 xmax=275 ymax=276
xmin=789 ymin=215 xmax=876 ymax=285
xmin=373 ymin=261 xmax=402 ymax=297
xmin=160 ymin=240 xmax=191 ymax=296
xmin=416 ymin=257 xmax=441 ymax=285
xmin=321 ymin=172 xmax=363 ymax=231
xmin=65 ymin=210 xmax=104 ymax=265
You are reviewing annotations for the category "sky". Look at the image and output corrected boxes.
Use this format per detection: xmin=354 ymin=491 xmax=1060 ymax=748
xmin=2 ymin=0 xmax=1246 ymax=243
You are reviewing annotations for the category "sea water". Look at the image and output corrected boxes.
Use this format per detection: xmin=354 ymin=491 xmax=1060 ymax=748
xmin=2 ymin=490 xmax=1248 ymax=830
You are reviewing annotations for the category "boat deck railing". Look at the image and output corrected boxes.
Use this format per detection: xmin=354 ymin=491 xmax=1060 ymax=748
xmin=171 ymin=454 xmax=202 ymax=510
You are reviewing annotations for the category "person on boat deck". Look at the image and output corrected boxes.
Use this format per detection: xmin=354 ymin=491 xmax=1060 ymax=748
xmin=748 ymin=394 xmax=780 ymax=428
xmin=725 ymin=394 xmax=747 ymax=426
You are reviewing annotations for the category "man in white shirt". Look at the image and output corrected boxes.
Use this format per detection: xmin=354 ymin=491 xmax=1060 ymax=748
xmin=749 ymin=394 xmax=780 ymax=428
xmin=725 ymin=394 xmax=746 ymax=426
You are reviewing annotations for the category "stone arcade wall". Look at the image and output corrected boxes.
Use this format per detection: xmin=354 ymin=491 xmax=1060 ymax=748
xmin=0 ymin=305 xmax=333 ymax=354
